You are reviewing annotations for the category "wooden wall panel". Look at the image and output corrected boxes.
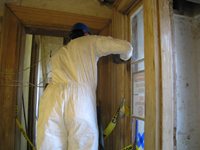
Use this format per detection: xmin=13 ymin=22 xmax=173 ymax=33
xmin=0 ymin=5 xmax=24 ymax=150
xmin=97 ymin=24 xmax=113 ymax=149
xmin=8 ymin=5 xmax=111 ymax=35
xmin=97 ymin=8 xmax=131 ymax=149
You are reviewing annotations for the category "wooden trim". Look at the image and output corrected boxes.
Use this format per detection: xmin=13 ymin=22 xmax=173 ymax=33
xmin=158 ymin=0 xmax=174 ymax=149
xmin=24 ymin=27 xmax=70 ymax=38
xmin=113 ymin=0 xmax=143 ymax=15
xmin=113 ymin=0 xmax=122 ymax=8
xmin=126 ymin=0 xmax=143 ymax=16
xmin=117 ymin=0 xmax=130 ymax=11
xmin=0 ymin=5 xmax=24 ymax=150
xmin=130 ymin=116 xmax=145 ymax=121
xmin=143 ymin=0 xmax=161 ymax=149
xmin=143 ymin=0 xmax=174 ymax=149
xmin=121 ymin=0 xmax=142 ymax=15
xmin=131 ymin=58 xmax=145 ymax=65
xmin=7 ymin=4 xmax=111 ymax=35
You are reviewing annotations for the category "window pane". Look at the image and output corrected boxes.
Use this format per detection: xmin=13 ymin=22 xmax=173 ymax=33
xmin=131 ymin=66 xmax=145 ymax=119
xmin=130 ymin=6 xmax=145 ymax=150
xmin=131 ymin=118 xmax=145 ymax=150
xmin=131 ymin=7 xmax=144 ymax=63
xmin=132 ymin=61 xmax=145 ymax=74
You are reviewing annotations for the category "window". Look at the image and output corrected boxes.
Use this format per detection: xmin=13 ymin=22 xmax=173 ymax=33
xmin=130 ymin=6 xmax=145 ymax=150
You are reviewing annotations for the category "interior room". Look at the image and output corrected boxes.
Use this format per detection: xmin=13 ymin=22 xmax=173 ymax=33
xmin=0 ymin=0 xmax=200 ymax=150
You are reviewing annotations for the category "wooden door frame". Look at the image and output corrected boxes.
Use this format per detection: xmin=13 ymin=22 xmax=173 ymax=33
xmin=0 ymin=4 xmax=111 ymax=149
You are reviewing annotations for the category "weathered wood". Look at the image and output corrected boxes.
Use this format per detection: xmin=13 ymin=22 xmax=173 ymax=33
xmin=158 ymin=0 xmax=174 ymax=149
xmin=143 ymin=0 xmax=174 ymax=149
xmin=143 ymin=0 xmax=161 ymax=149
xmin=0 ymin=5 xmax=24 ymax=150
xmin=8 ymin=4 xmax=111 ymax=35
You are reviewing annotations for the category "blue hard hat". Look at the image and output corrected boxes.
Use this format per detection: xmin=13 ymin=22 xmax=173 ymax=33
xmin=71 ymin=23 xmax=91 ymax=35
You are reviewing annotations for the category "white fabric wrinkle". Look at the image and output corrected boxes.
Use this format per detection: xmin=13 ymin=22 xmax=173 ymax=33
xmin=77 ymin=50 xmax=89 ymax=84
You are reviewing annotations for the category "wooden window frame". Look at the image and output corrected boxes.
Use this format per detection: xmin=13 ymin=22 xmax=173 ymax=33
xmin=114 ymin=0 xmax=174 ymax=149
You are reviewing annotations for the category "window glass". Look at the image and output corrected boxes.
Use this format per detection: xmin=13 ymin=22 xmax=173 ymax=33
xmin=131 ymin=8 xmax=144 ymax=62
xmin=130 ymin=6 xmax=145 ymax=150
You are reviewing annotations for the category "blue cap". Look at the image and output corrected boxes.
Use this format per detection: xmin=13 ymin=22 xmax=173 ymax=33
xmin=71 ymin=23 xmax=91 ymax=35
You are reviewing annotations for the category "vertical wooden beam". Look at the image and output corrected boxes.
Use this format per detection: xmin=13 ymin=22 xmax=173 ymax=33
xmin=158 ymin=0 xmax=174 ymax=149
xmin=143 ymin=0 xmax=161 ymax=149
xmin=0 ymin=5 xmax=24 ymax=150
xmin=143 ymin=0 xmax=174 ymax=149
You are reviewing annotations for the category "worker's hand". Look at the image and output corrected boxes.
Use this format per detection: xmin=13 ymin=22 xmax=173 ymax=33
xmin=112 ymin=54 xmax=126 ymax=64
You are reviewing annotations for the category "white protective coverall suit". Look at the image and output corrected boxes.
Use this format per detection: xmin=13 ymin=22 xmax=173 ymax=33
xmin=37 ymin=35 xmax=133 ymax=150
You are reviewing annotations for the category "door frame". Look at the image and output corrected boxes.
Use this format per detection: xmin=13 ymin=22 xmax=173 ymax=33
xmin=0 ymin=4 xmax=111 ymax=149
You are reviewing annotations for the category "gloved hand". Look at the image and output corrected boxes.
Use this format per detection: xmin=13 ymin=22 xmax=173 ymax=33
xmin=112 ymin=54 xmax=126 ymax=64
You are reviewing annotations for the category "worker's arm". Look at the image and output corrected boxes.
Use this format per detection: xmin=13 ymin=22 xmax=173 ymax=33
xmin=94 ymin=35 xmax=133 ymax=61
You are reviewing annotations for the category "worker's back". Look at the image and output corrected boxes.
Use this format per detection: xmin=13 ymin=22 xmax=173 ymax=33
xmin=51 ymin=35 xmax=98 ymax=91
xmin=37 ymin=34 xmax=132 ymax=150
xmin=51 ymin=35 xmax=132 ymax=90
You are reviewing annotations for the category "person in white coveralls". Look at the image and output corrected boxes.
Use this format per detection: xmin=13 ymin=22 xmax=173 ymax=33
xmin=37 ymin=22 xmax=133 ymax=150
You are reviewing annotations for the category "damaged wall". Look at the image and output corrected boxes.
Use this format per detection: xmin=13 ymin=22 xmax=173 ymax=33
xmin=174 ymin=14 xmax=200 ymax=149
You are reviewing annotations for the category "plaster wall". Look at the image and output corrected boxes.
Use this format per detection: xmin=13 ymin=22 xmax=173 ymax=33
xmin=39 ymin=36 xmax=63 ymax=86
xmin=174 ymin=15 xmax=200 ymax=150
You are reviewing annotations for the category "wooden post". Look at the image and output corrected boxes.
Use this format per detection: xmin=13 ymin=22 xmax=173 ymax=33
xmin=143 ymin=0 xmax=174 ymax=149
xmin=0 ymin=5 xmax=24 ymax=149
